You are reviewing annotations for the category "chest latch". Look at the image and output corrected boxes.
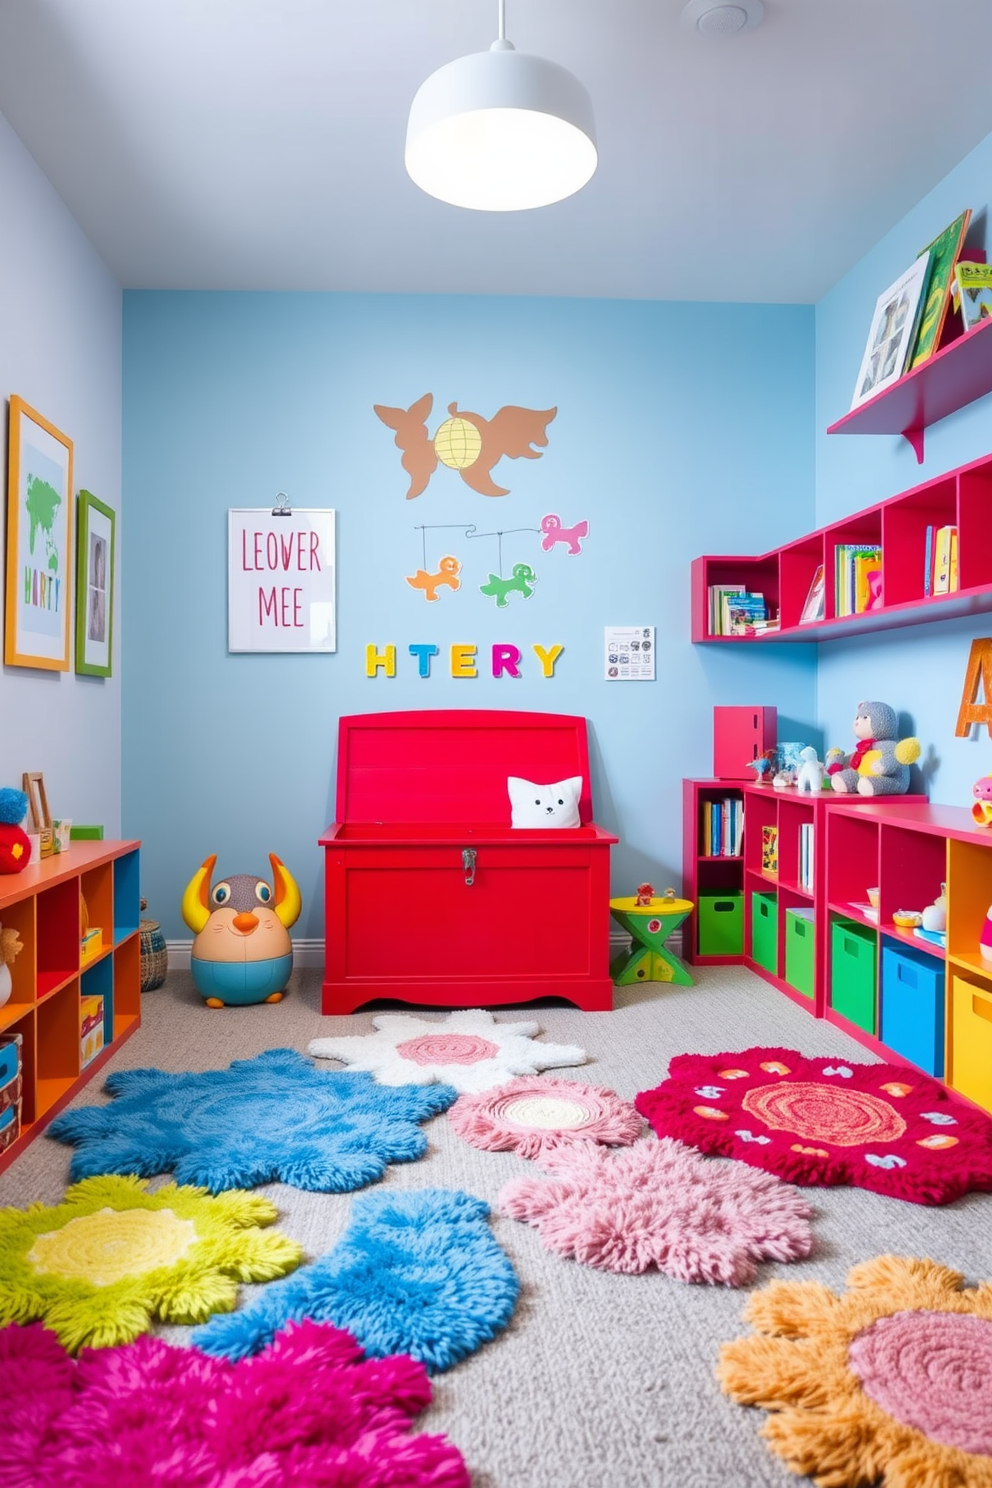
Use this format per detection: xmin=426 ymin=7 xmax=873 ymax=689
xmin=461 ymin=848 xmax=477 ymax=886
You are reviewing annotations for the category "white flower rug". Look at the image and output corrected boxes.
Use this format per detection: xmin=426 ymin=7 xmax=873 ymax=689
xmin=308 ymin=1009 xmax=587 ymax=1093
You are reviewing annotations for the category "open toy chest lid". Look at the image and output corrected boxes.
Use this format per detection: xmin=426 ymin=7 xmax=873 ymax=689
xmin=332 ymin=709 xmax=603 ymax=832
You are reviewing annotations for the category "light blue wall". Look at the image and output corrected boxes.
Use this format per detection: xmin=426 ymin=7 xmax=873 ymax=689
xmin=0 ymin=109 xmax=122 ymax=832
xmin=815 ymin=129 xmax=992 ymax=802
xmin=123 ymin=291 xmax=816 ymax=939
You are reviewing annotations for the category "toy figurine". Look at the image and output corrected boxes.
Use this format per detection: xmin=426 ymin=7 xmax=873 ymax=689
xmin=181 ymin=853 xmax=302 ymax=1008
xmin=635 ymin=883 xmax=655 ymax=906
xmin=827 ymin=701 xmax=921 ymax=797
xmin=0 ymin=788 xmax=30 ymax=875
xmin=0 ymin=923 xmax=22 ymax=1009
xmin=745 ymin=748 xmax=777 ymax=784
xmin=921 ymin=883 xmax=947 ymax=934
xmin=973 ymin=774 xmax=992 ymax=825
xmin=795 ymin=746 xmax=826 ymax=795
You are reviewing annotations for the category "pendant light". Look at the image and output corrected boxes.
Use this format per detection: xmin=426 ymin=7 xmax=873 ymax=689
xmin=405 ymin=0 xmax=597 ymax=212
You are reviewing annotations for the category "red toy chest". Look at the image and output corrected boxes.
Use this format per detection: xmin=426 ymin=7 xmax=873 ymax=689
xmin=320 ymin=709 xmax=618 ymax=1014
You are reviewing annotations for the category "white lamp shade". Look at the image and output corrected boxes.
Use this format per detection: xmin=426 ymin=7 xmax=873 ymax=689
xmin=406 ymin=44 xmax=597 ymax=211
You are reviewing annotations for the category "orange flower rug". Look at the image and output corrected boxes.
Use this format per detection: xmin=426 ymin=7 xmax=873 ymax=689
xmin=635 ymin=1047 xmax=992 ymax=1205
xmin=718 ymin=1255 xmax=992 ymax=1487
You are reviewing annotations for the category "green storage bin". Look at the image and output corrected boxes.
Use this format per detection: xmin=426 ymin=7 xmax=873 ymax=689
xmin=784 ymin=908 xmax=815 ymax=999
xmin=698 ymin=892 xmax=743 ymax=956
xmin=830 ymin=917 xmax=877 ymax=1032
xmin=751 ymin=892 xmax=778 ymax=975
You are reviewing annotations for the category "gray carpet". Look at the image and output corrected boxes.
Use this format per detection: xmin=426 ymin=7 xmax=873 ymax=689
xmin=3 ymin=965 xmax=991 ymax=1488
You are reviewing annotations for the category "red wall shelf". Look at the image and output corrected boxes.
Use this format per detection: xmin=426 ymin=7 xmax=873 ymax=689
xmin=826 ymin=314 xmax=992 ymax=463
xmin=692 ymin=445 xmax=992 ymax=643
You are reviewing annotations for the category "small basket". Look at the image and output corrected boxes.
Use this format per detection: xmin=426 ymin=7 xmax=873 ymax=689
xmin=139 ymin=898 xmax=168 ymax=992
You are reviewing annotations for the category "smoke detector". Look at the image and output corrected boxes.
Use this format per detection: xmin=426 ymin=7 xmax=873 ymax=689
xmin=681 ymin=0 xmax=764 ymax=35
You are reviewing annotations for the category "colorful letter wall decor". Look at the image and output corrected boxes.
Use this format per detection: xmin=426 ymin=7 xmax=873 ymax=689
xmin=366 ymin=644 xmax=564 ymax=679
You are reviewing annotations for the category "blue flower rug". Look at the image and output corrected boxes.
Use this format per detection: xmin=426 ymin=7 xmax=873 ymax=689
xmin=48 ymin=1049 xmax=457 ymax=1194
xmin=193 ymin=1187 xmax=519 ymax=1373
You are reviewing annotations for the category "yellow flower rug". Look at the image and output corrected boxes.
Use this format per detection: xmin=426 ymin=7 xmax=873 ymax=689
xmin=718 ymin=1255 xmax=992 ymax=1487
xmin=0 ymin=1173 xmax=303 ymax=1353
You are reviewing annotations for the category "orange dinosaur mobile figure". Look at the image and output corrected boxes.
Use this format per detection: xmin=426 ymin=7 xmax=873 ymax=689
xmin=374 ymin=393 xmax=557 ymax=499
xmin=405 ymin=555 xmax=461 ymax=603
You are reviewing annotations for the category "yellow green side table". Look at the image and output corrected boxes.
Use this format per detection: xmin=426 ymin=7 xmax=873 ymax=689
xmin=609 ymin=893 xmax=695 ymax=986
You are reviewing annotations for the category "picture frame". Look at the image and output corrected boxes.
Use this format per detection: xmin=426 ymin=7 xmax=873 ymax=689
xmin=851 ymin=255 xmax=932 ymax=410
xmin=228 ymin=507 xmax=336 ymax=653
xmin=908 ymin=209 xmax=972 ymax=369
xmin=4 ymin=396 xmax=74 ymax=670
xmin=74 ymin=489 xmax=115 ymax=676
xmin=22 ymin=771 xmax=53 ymax=857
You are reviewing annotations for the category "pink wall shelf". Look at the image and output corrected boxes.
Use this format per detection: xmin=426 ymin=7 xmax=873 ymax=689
xmin=826 ymin=314 xmax=992 ymax=463
xmin=692 ymin=446 xmax=992 ymax=643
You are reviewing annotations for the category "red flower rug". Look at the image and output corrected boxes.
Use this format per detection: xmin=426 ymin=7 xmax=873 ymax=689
xmin=0 ymin=1318 xmax=469 ymax=1487
xmin=635 ymin=1047 xmax=992 ymax=1205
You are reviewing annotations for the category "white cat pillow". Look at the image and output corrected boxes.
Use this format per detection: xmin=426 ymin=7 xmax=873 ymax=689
xmin=507 ymin=775 xmax=582 ymax=829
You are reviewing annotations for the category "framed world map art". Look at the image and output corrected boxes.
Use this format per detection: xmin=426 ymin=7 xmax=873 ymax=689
xmin=4 ymin=396 xmax=74 ymax=670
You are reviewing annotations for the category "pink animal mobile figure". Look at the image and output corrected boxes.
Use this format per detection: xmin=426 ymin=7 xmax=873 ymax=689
xmin=406 ymin=555 xmax=461 ymax=603
xmin=540 ymin=514 xmax=589 ymax=555
xmin=635 ymin=882 xmax=655 ymax=906
xmin=973 ymin=774 xmax=992 ymax=825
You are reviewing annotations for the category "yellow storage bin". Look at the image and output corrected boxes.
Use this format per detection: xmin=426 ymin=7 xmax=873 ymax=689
xmin=950 ymin=973 xmax=992 ymax=1115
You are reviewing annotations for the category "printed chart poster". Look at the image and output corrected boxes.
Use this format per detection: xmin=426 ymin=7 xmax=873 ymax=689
xmin=605 ymin=625 xmax=655 ymax=681
xmin=228 ymin=509 xmax=336 ymax=653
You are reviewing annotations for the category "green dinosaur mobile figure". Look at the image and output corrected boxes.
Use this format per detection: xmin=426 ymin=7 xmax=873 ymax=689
xmin=479 ymin=563 xmax=537 ymax=607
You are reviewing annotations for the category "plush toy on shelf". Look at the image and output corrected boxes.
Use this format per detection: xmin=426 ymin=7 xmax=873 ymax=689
xmin=972 ymin=774 xmax=992 ymax=825
xmin=795 ymin=747 xmax=826 ymax=795
xmin=181 ymin=853 xmax=302 ymax=1008
xmin=826 ymin=701 xmax=921 ymax=797
xmin=0 ymin=789 xmax=31 ymax=875
xmin=0 ymin=923 xmax=23 ymax=1009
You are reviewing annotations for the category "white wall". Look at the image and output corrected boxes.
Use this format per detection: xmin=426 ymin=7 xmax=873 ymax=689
xmin=0 ymin=109 xmax=122 ymax=835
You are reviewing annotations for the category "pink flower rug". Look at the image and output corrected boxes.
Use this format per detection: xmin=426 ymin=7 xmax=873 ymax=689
xmin=635 ymin=1046 xmax=992 ymax=1205
xmin=449 ymin=1076 xmax=643 ymax=1159
xmin=0 ymin=1318 xmax=469 ymax=1487
xmin=499 ymin=1137 xmax=813 ymax=1284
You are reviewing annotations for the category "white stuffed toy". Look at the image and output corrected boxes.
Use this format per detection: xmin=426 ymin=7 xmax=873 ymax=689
xmin=795 ymin=746 xmax=826 ymax=794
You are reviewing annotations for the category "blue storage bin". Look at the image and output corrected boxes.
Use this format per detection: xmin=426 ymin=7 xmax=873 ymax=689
xmin=880 ymin=941 xmax=946 ymax=1077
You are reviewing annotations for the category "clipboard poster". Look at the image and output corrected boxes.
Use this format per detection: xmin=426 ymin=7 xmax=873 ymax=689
xmin=228 ymin=508 xmax=336 ymax=653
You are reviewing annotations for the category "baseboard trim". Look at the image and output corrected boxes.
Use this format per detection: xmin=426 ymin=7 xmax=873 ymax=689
xmin=167 ymin=929 xmax=678 ymax=974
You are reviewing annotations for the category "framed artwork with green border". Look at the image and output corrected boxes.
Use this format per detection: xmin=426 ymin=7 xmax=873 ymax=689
xmin=908 ymin=209 xmax=971 ymax=369
xmin=74 ymin=489 xmax=115 ymax=676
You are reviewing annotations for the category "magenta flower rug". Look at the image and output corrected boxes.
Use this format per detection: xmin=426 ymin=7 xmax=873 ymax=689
xmin=0 ymin=1318 xmax=469 ymax=1487
xmin=499 ymin=1137 xmax=813 ymax=1284
xmin=449 ymin=1076 xmax=643 ymax=1159
xmin=719 ymin=1255 xmax=992 ymax=1486
xmin=635 ymin=1046 xmax=992 ymax=1205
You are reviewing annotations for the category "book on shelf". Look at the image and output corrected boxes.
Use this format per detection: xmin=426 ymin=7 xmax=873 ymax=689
xmin=913 ymin=926 xmax=946 ymax=949
xmin=953 ymin=261 xmax=992 ymax=330
xmin=700 ymin=796 xmax=743 ymax=857
xmin=799 ymin=821 xmax=814 ymax=893
xmin=707 ymin=585 xmax=771 ymax=637
xmin=799 ymin=564 xmax=825 ymax=624
xmin=932 ymin=526 xmax=959 ymax=595
xmin=924 ymin=524 xmax=934 ymax=597
xmin=834 ymin=544 xmax=882 ymax=617
xmin=761 ymin=825 xmax=778 ymax=877
xmin=848 ymin=901 xmax=879 ymax=923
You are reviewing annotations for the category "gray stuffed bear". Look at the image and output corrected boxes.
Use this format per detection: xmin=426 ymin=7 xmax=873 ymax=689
xmin=826 ymin=700 xmax=920 ymax=797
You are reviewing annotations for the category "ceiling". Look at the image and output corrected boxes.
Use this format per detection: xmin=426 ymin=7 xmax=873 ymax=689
xmin=0 ymin=0 xmax=989 ymax=303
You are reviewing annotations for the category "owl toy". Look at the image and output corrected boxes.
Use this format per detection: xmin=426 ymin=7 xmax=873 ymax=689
xmin=181 ymin=853 xmax=301 ymax=1007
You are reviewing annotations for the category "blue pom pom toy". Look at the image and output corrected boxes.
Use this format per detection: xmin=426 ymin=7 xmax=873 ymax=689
xmin=0 ymin=789 xmax=28 ymax=825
